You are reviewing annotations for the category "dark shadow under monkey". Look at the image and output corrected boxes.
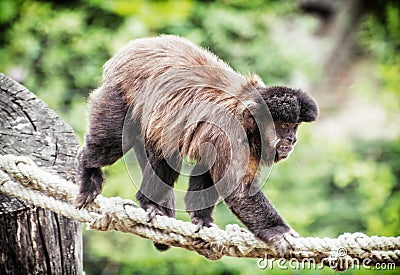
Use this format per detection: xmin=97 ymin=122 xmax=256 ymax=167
xmin=76 ymin=35 xmax=318 ymax=255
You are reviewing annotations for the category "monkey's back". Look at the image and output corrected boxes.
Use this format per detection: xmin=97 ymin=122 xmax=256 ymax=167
xmin=103 ymin=35 xmax=234 ymax=98
xmin=96 ymin=35 xmax=265 ymax=159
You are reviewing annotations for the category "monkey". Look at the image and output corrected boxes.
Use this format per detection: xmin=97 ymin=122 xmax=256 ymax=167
xmin=76 ymin=35 xmax=318 ymax=255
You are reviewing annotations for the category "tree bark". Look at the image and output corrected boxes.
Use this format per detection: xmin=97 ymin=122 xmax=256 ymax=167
xmin=0 ymin=73 xmax=82 ymax=274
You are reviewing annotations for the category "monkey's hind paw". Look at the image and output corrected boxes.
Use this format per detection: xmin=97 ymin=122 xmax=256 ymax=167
xmin=76 ymin=166 xmax=104 ymax=209
xmin=256 ymin=226 xmax=299 ymax=258
xmin=153 ymin=242 xmax=170 ymax=251
xmin=144 ymin=204 xmax=167 ymax=223
xmin=193 ymin=238 xmax=210 ymax=248
xmin=191 ymin=216 xmax=213 ymax=233
xmin=144 ymin=205 xmax=173 ymax=251
xmin=75 ymin=190 xmax=100 ymax=209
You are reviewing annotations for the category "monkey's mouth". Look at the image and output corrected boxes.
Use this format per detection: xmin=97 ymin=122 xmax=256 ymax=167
xmin=275 ymin=142 xmax=294 ymax=161
xmin=277 ymin=144 xmax=293 ymax=154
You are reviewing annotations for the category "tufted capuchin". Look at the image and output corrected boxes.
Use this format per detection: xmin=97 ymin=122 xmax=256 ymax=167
xmin=76 ymin=35 xmax=319 ymax=254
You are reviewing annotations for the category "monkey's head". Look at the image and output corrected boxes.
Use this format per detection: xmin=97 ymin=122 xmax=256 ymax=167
xmin=248 ymin=86 xmax=318 ymax=163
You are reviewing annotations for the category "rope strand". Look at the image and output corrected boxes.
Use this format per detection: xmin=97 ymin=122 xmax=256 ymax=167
xmin=0 ymin=154 xmax=399 ymax=270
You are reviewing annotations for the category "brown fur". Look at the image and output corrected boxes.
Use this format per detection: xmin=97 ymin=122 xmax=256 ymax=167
xmin=76 ymin=35 xmax=318 ymax=255
xmin=102 ymin=35 xmax=265 ymax=160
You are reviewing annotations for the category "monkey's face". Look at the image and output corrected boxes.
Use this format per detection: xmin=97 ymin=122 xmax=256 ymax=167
xmin=273 ymin=121 xmax=299 ymax=162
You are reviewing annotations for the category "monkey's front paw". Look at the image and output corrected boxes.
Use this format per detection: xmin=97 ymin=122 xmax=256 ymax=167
xmin=255 ymin=226 xmax=299 ymax=257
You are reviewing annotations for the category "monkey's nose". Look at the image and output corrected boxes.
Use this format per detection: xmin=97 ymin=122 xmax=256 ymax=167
xmin=286 ymin=136 xmax=297 ymax=144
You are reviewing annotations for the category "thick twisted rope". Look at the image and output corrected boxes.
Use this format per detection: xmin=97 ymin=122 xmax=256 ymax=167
xmin=0 ymin=154 xmax=399 ymax=270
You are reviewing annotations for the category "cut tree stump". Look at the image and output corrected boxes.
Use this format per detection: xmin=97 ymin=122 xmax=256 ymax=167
xmin=0 ymin=73 xmax=82 ymax=274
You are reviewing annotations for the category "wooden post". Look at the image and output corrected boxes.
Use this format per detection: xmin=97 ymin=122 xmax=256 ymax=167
xmin=0 ymin=73 xmax=82 ymax=274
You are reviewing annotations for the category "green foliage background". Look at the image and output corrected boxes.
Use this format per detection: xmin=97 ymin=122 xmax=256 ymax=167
xmin=1 ymin=0 xmax=399 ymax=274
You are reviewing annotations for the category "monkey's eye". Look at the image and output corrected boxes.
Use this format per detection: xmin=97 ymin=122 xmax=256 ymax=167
xmin=293 ymin=123 xmax=299 ymax=130
xmin=281 ymin=123 xmax=289 ymax=129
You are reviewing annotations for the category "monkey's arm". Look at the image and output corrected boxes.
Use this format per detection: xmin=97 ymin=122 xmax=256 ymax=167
xmin=225 ymin=184 xmax=298 ymax=256
xmin=208 ymin=148 xmax=298 ymax=256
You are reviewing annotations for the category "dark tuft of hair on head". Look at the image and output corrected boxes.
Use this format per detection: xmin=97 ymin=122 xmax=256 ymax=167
xmin=261 ymin=86 xmax=318 ymax=123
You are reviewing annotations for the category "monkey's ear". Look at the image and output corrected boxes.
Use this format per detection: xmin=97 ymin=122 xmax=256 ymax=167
xmin=241 ymin=100 xmax=258 ymax=129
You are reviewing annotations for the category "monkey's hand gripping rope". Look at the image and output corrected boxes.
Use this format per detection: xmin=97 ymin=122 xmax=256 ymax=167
xmin=0 ymin=155 xmax=399 ymax=270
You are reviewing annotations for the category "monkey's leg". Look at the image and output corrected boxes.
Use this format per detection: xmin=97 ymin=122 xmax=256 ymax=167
xmin=136 ymin=150 xmax=181 ymax=218
xmin=135 ymin=150 xmax=181 ymax=251
xmin=184 ymin=164 xmax=219 ymax=233
xmin=132 ymin=135 xmax=147 ymax=171
xmin=76 ymin=87 xmax=133 ymax=208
